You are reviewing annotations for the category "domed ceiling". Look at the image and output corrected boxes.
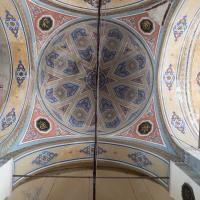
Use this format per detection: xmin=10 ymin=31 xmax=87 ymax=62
xmin=0 ymin=0 xmax=183 ymax=189
xmin=0 ymin=0 xmax=177 ymax=151
xmin=38 ymin=20 xmax=153 ymax=134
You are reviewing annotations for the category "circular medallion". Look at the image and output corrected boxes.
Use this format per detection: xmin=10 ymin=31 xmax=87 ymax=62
xmin=182 ymin=183 xmax=195 ymax=200
xmin=84 ymin=70 xmax=108 ymax=90
xmin=38 ymin=16 xmax=54 ymax=32
xmin=36 ymin=118 xmax=51 ymax=132
xmin=38 ymin=20 xmax=153 ymax=134
xmin=137 ymin=121 xmax=152 ymax=135
xmin=140 ymin=18 xmax=154 ymax=34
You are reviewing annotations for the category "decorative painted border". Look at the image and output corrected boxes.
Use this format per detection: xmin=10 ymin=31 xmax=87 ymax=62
xmin=37 ymin=0 xmax=149 ymax=13
xmin=0 ymin=0 xmax=30 ymax=148
xmin=14 ymin=141 xmax=169 ymax=187
xmin=158 ymin=0 xmax=200 ymax=151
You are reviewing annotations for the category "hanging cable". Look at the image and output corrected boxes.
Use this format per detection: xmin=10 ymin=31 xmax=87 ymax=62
xmin=93 ymin=0 xmax=102 ymax=200
xmin=13 ymin=174 xmax=169 ymax=180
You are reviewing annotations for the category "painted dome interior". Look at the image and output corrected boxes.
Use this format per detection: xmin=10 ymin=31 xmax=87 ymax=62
xmin=38 ymin=20 xmax=153 ymax=134
xmin=0 ymin=0 xmax=200 ymax=199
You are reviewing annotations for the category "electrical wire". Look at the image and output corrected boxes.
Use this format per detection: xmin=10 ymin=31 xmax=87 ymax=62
xmin=13 ymin=174 xmax=169 ymax=180
xmin=93 ymin=1 xmax=102 ymax=200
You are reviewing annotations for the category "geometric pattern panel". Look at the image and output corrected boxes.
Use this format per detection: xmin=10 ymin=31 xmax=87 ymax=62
xmin=38 ymin=20 xmax=153 ymax=135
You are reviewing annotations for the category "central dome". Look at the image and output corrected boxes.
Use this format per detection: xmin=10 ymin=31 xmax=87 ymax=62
xmin=38 ymin=20 xmax=153 ymax=134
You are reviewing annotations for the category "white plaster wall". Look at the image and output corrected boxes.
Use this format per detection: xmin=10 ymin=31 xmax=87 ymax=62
xmin=0 ymin=159 xmax=13 ymax=200
xmin=170 ymin=161 xmax=200 ymax=200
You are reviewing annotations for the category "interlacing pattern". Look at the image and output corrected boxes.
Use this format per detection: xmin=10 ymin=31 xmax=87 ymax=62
xmin=38 ymin=20 xmax=153 ymax=134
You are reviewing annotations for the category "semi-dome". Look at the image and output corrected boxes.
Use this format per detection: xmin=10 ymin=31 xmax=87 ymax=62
xmin=158 ymin=0 xmax=200 ymax=151
xmin=0 ymin=22 xmax=11 ymax=115
xmin=0 ymin=7 xmax=29 ymax=144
